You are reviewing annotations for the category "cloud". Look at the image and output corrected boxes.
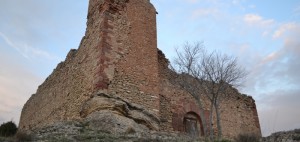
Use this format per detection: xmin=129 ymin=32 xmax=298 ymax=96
xmin=294 ymin=5 xmax=300 ymax=16
xmin=242 ymin=22 xmax=300 ymax=136
xmin=0 ymin=0 xmax=87 ymax=60
xmin=243 ymin=14 xmax=274 ymax=27
xmin=229 ymin=16 xmax=300 ymax=135
xmin=186 ymin=0 xmax=199 ymax=3
xmin=0 ymin=0 xmax=88 ymax=125
xmin=272 ymin=23 xmax=299 ymax=39
xmin=248 ymin=4 xmax=256 ymax=9
xmin=231 ymin=0 xmax=240 ymax=5
xmin=250 ymin=30 xmax=300 ymax=93
xmin=192 ymin=8 xmax=219 ymax=17
xmin=0 ymin=32 xmax=55 ymax=60
xmin=0 ymin=54 xmax=43 ymax=125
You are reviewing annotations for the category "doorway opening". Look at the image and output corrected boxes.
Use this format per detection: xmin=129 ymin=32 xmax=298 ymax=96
xmin=183 ymin=112 xmax=203 ymax=137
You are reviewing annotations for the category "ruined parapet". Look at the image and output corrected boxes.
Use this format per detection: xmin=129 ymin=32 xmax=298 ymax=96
xmin=19 ymin=0 xmax=160 ymax=133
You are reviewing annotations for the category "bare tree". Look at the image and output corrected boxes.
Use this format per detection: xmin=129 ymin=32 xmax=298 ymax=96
xmin=170 ymin=42 xmax=208 ymax=138
xmin=172 ymin=42 xmax=247 ymax=141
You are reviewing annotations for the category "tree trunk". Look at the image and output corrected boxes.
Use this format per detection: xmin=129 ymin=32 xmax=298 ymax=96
xmin=215 ymin=99 xmax=222 ymax=141
xmin=209 ymin=101 xmax=214 ymax=141
xmin=195 ymin=99 xmax=208 ymax=138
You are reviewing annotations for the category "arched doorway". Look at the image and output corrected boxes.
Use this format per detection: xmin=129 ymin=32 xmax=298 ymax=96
xmin=183 ymin=112 xmax=203 ymax=137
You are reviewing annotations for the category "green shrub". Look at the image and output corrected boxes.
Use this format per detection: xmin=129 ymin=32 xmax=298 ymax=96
xmin=235 ymin=133 xmax=259 ymax=142
xmin=0 ymin=121 xmax=17 ymax=137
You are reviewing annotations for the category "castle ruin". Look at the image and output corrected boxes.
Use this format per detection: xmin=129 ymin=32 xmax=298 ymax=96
xmin=19 ymin=0 xmax=261 ymax=140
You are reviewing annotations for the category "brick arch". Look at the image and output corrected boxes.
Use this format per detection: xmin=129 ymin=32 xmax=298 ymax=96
xmin=172 ymin=98 xmax=206 ymax=136
xmin=184 ymin=111 xmax=204 ymax=137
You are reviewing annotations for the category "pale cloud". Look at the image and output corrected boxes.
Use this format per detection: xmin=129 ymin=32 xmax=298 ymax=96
xmin=262 ymin=31 xmax=270 ymax=37
xmin=272 ymin=23 xmax=299 ymax=39
xmin=0 ymin=0 xmax=87 ymax=125
xmin=250 ymin=22 xmax=300 ymax=92
xmin=236 ymin=21 xmax=300 ymax=135
xmin=186 ymin=0 xmax=199 ymax=3
xmin=192 ymin=8 xmax=219 ymax=18
xmin=248 ymin=4 xmax=256 ymax=9
xmin=260 ymin=52 xmax=279 ymax=65
xmin=232 ymin=0 xmax=244 ymax=5
xmin=294 ymin=5 xmax=300 ymax=16
xmin=243 ymin=14 xmax=274 ymax=27
xmin=0 ymin=32 xmax=57 ymax=60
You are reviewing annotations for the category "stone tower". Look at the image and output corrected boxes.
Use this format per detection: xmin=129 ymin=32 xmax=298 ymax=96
xmin=19 ymin=0 xmax=160 ymax=132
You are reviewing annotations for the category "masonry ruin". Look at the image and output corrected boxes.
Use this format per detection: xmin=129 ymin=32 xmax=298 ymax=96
xmin=19 ymin=0 xmax=261 ymax=139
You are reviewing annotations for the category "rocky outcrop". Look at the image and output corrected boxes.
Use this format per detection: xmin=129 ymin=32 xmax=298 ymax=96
xmin=262 ymin=129 xmax=300 ymax=142
xmin=80 ymin=92 xmax=159 ymax=133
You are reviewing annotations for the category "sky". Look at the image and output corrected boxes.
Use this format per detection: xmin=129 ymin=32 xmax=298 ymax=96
xmin=0 ymin=0 xmax=299 ymax=137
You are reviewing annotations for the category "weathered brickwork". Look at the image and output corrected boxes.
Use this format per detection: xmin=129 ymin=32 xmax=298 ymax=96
xmin=19 ymin=0 xmax=261 ymax=140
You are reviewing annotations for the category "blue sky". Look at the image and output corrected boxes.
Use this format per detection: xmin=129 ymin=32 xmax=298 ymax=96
xmin=0 ymin=0 xmax=299 ymax=136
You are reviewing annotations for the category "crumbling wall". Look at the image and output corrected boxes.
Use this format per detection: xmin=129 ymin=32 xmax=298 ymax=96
xmin=157 ymin=50 xmax=261 ymax=138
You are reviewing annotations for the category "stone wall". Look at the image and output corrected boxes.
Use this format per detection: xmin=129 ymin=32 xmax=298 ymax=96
xmin=19 ymin=0 xmax=261 ymax=140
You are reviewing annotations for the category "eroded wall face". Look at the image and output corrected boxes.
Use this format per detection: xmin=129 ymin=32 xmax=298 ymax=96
xmin=108 ymin=0 xmax=160 ymax=115
xmin=19 ymin=0 xmax=160 ymax=131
